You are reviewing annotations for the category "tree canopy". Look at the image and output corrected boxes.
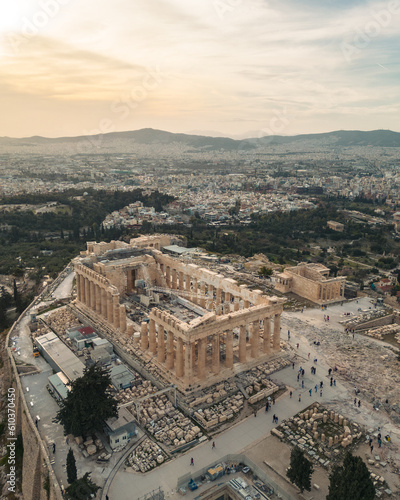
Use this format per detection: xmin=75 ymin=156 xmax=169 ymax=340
xmin=65 ymin=472 xmax=99 ymax=500
xmin=327 ymin=452 xmax=375 ymax=500
xmin=66 ymin=448 xmax=77 ymax=484
xmin=286 ymin=446 xmax=313 ymax=493
xmin=54 ymin=364 xmax=118 ymax=437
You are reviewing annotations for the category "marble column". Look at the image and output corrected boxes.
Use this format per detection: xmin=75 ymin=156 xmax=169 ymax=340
xmin=119 ymin=305 xmax=127 ymax=333
xmin=216 ymin=287 xmax=221 ymax=305
xmin=200 ymin=282 xmax=206 ymax=308
xmin=166 ymin=331 xmax=174 ymax=369
xmin=263 ymin=317 xmax=271 ymax=354
xmin=107 ymin=292 xmax=114 ymax=324
xmin=239 ymin=325 xmax=247 ymax=363
xmin=79 ymin=275 xmax=85 ymax=304
xmin=140 ymin=321 xmax=148 ymax=350
xmin=95 ymin=284 xmax=101 ymax=313
xmin=149 ymin=319 xmax=157 ymax=354
xmin=171 ymin=269 xmax=177 ymax=290
xmin=90 ymin=281 xmax=95 ymax=310
xmin=234 ymin=296 xmax=240 ymax=311
xmin=76 ymin=273 xmax=81 ymax=300
xmin=157 ymin=325 xmax=165 ymax=362
xmin=176 ymin=338 xmax=184 ymax=377
xmin=192 ymin=279 xmax=198 ymax=304
xmin=185 ymin=274 xmax=191 ymax=292
xmin=113 ymin=295 xmax=120 ymax=328
xmin=179 ymin=271 xmax=184 ymax=292
xmin=166 ymin=266 xmax=171 ymax=287
xmin=273 ymin=313 xmax=281 ymax=350
xmin=251 ymin=320 xmax=259 ymax=358
xmin=212 ymin=334 xmax=220 ymax=375
xmin=208 ymin=284 xmax=214 ymax=303
xmin=101 ymin=288 xmax=107 ymax=319
xmin=244 ymin=300 xmax=250 ymax=308
xmin=85 ymin=278 xmax=90 ymax=307
xmin=197 ymin=338 xmax=206 ymax=379
xmin=184 ymin=342 xmax=193 ymax=384
xmin=225 ymin=330 xmax=233 ymax=368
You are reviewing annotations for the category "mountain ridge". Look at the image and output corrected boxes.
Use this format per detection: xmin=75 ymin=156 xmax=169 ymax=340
xmin=1 ymin=128 xmax=400 ymax=150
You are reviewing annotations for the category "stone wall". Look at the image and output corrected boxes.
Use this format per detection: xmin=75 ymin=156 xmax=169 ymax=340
xmin=3 ymin=324 xmax=62 ymax=500
xmin=353 ymin=314 xmax=394 ymax=331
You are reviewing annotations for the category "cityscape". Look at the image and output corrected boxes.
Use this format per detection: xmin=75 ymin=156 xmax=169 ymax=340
xmin=1 ymin=1 xmax=400 ymax=500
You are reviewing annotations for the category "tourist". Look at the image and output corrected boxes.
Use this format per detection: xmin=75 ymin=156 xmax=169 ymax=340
xmin=212 ymin=441 xmax=215 ymax=449
xmin=320 ymin=390 xmax=323 ymax=397
xmin=191 ymin=457 xmax=194 ymax=466
xmin=315 ymin=384 xmax=318 ymax=393
xmin=358 ymin=400 xmax=361 ymax=407
xmin=354 ymin=398 xmax=357 ymax=406
xmin=309 ymin=389 xmax=312 ymax=397
xmin=333 ymin=379 xmax=336 ymax=386
xmin=298 ymin=394 xmax=301 ymax=402
xmin=301 ymin=380 xmax=304 ymax=388
xmin=289 ymin=391 xmax=292 ymax=399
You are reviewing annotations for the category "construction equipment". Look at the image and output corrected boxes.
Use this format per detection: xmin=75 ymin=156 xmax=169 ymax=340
xmin=33 ymin=343 xmax=39 ymax=358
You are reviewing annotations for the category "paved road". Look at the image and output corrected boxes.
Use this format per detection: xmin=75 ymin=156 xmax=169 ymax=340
xmin=108 ymin=352 xmax=348 ymax=499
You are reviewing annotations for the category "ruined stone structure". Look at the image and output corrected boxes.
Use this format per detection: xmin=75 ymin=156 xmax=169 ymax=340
xmin=74 ymin=235 xmax=285 ymax=390
xmin=275 ymin=263 xmax=346 ymax=305
xmin=3 ymin=328 xmax=62 ymax=500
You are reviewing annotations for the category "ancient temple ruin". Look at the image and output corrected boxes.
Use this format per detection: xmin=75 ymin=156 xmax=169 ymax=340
xmin=73 ymin=235 xmax=285 ymax=389
xmin=275 ymin=263 xmax=346 ymax=305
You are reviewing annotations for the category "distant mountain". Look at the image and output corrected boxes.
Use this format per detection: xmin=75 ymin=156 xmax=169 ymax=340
xmin=247 ymin=129 xmax=400 ymax=148
xmin=0 ymin=128 xmax=400 ymax=152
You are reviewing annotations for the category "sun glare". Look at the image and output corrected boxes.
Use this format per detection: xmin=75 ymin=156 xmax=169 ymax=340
xmin=0 ymin=3 xmax=23 ymax=33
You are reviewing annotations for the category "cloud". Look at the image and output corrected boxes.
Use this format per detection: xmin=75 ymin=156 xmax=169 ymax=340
xmin=0 ymin=0 xmax=399 ymax=136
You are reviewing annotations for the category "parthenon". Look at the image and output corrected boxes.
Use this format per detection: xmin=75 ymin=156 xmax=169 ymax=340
xmin=73 ymin=235 xmax=285 ymax=389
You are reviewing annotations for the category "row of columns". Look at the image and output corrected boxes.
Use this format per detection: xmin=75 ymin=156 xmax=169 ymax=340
xmin=318 ymin=280 xmax=345 ymax=302
xmin=158 ymin=263 xmax=253 ymax=312
xmin=139 ymin=313 xmax=281 ymax=383
xmin=76 ymin=270 xmax=127 ymax=333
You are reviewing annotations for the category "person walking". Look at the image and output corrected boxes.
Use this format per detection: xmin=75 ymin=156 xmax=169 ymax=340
xmin=52 ymin=443 xmax=56 ymax=454
xmin=212 ymin=441 xmax=215 ymax=450
xmin=320 ymin=390 xmax=323 ymax=397
xmin=298 ymin=394 xmax=301 ymax=402
xmin=309 ymin=389 xmax=312 ymax=396
xmin=190 ymin=457 xmax=194 ymax=466
xmin=289 ymin=391 xmax=292 ymax=398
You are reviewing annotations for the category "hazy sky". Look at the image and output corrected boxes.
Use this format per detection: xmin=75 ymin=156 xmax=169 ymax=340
xmin=1 ymin=0 xmax=399 ymax=138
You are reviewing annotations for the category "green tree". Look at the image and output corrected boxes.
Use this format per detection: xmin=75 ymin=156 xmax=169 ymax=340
xmin=286 ymin=446 xmax=313 ymax=493
xmin=327 ymin=452 xmax=375 ymax=500
xmin=54 ymin=364 xmax=118 ymax=437
xmin=66 ymin=448 xmax=77 ymax=484
xmin=65 ymin=472 xmax=99 ymax=500
xmin=259 ymin=266 xmax=273 ymax=277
